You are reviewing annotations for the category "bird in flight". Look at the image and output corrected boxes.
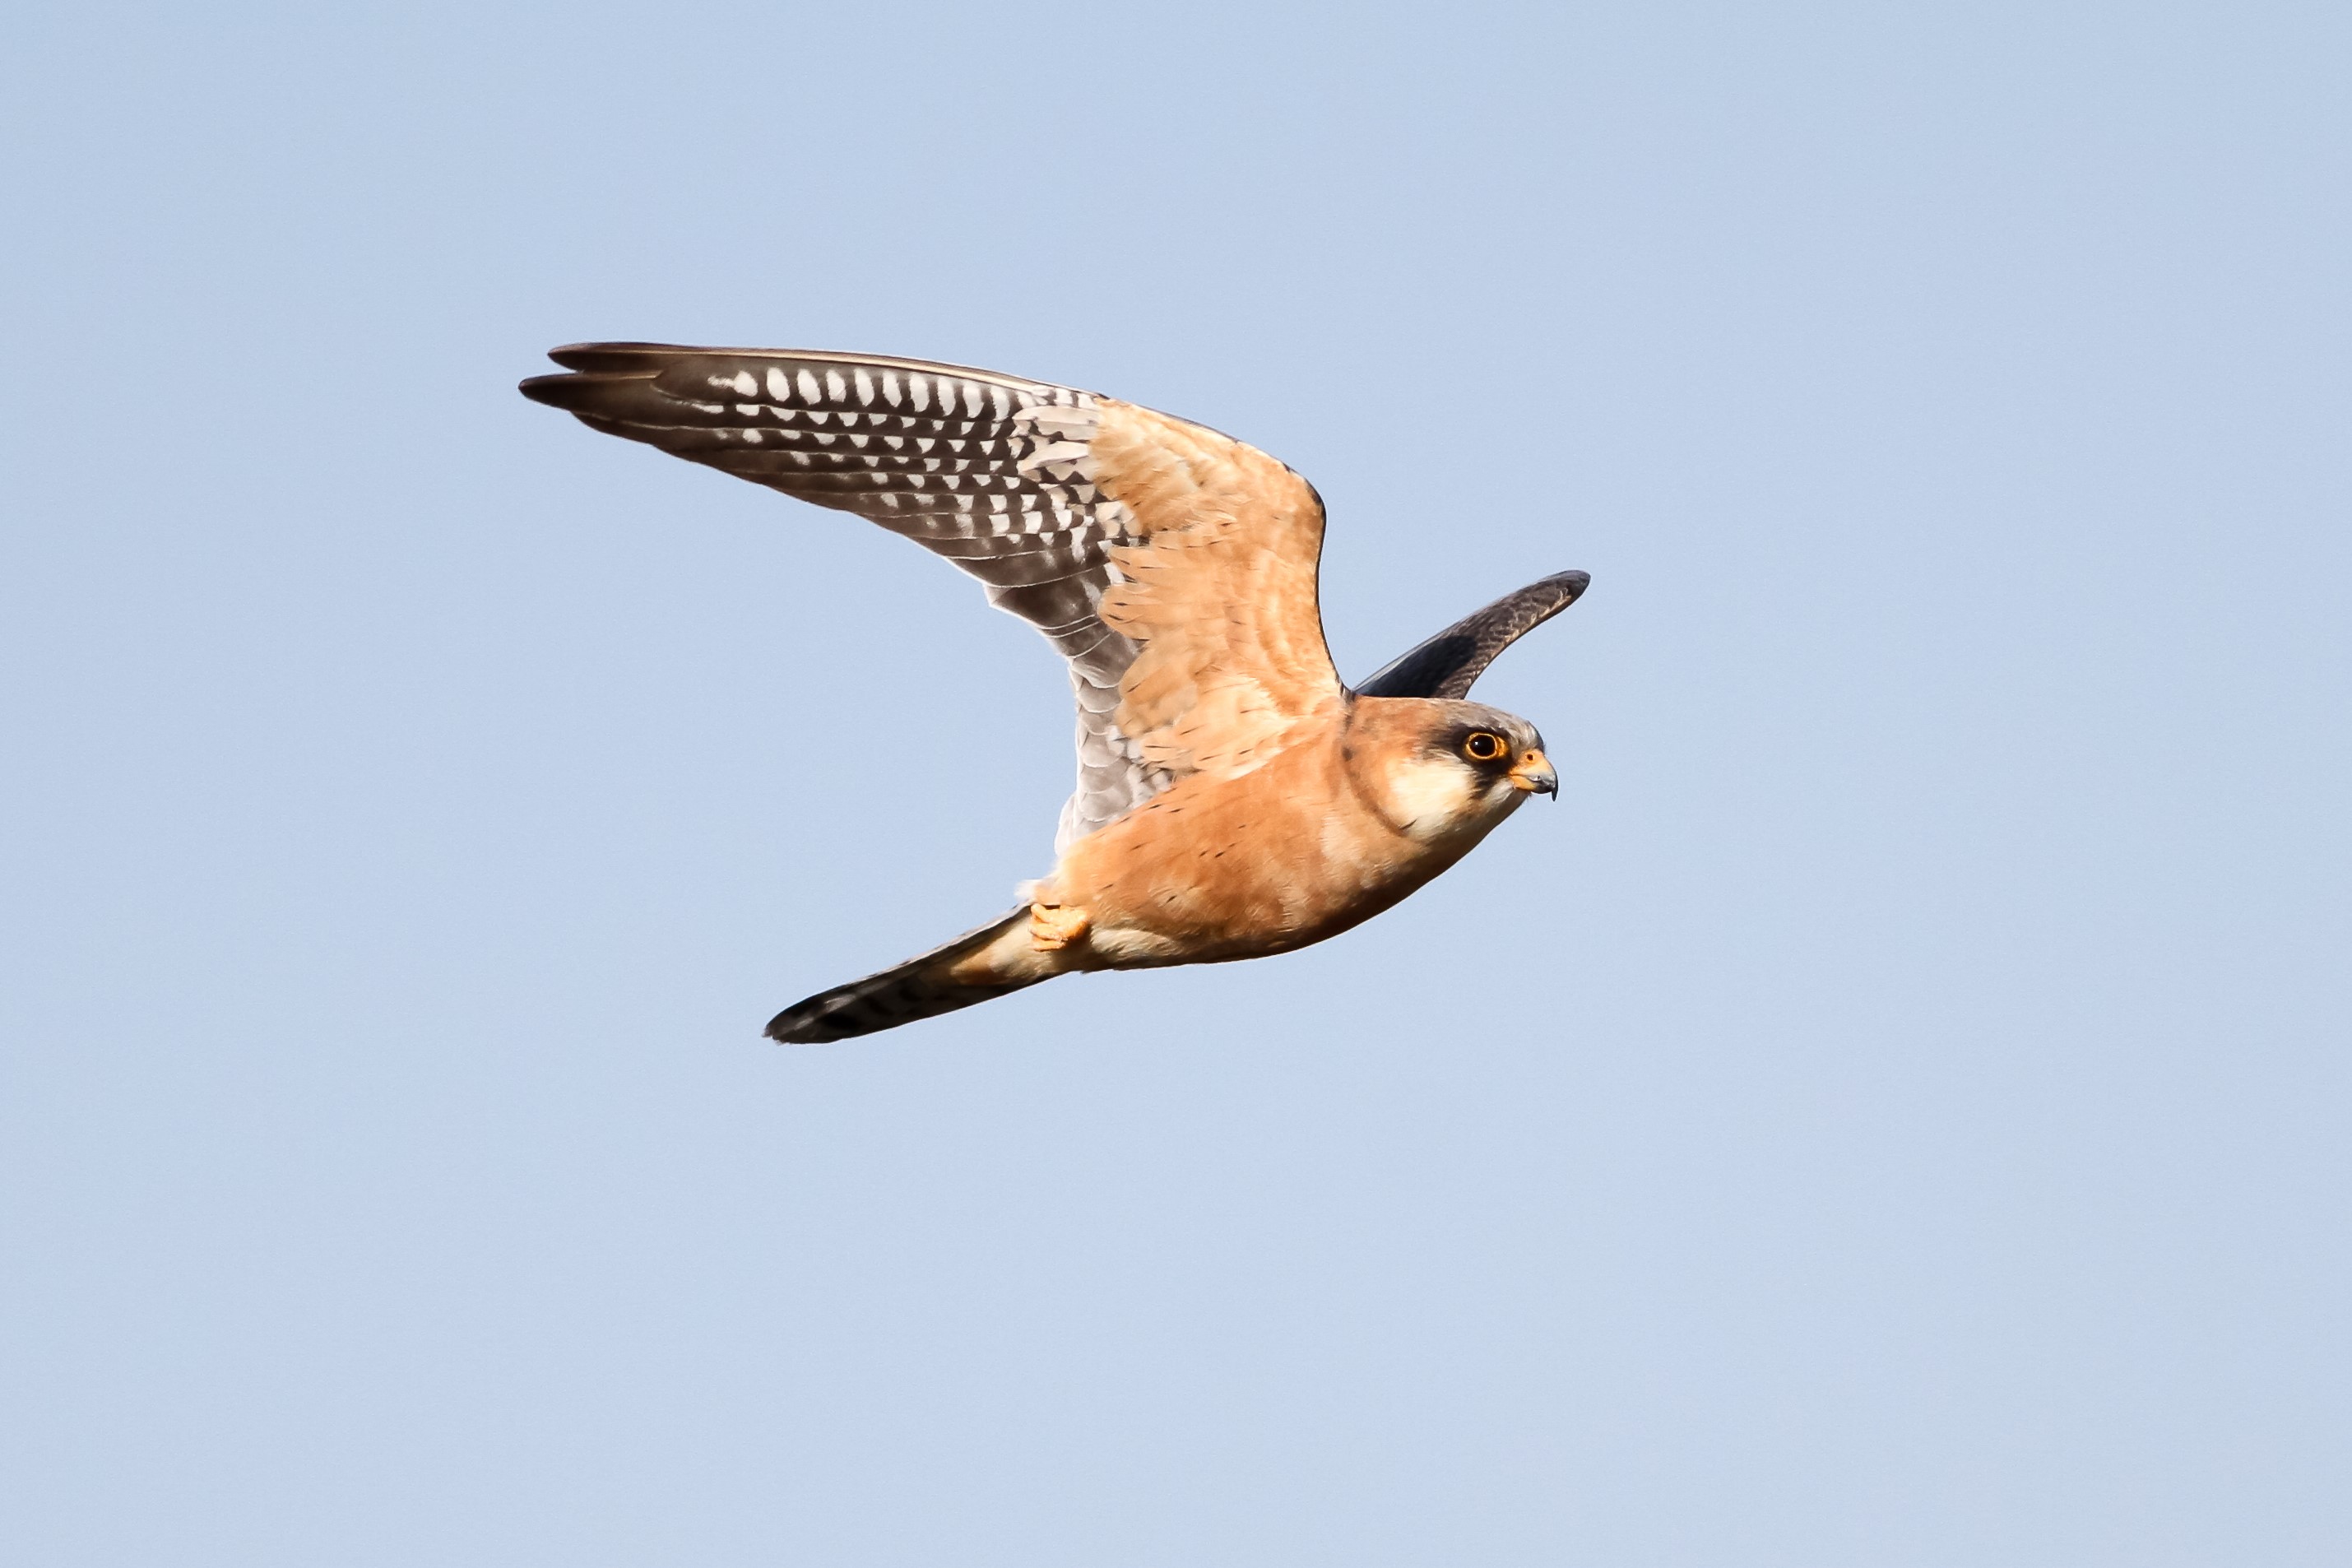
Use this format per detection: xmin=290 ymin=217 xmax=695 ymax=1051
xmin=521 ymin=345 xmax=1589 ymax=1042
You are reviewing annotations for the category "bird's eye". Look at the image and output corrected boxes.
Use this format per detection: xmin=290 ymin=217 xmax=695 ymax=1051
xmin=1463 ymin=731 xmax=1507 ymax=763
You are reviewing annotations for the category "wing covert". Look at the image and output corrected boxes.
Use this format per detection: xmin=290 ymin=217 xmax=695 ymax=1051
xmin=1089 ymin=402 xmax=1343 ymax=779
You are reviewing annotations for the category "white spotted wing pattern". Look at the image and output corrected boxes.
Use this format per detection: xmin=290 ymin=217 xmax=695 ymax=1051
xmin=522 ymin=345 xmax=1168 ymax=849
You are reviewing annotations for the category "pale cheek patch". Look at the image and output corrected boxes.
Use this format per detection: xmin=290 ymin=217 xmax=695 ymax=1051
xmin=1381 ymin=755 xmax=1484 ymax=840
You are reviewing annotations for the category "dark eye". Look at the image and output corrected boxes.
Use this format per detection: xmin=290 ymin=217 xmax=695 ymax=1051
xmin=1463 ymin=731 xmax=1507 ymax=763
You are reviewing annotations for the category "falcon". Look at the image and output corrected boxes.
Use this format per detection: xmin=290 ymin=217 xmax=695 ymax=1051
xmin=520 ymin=345 xmax=1589 ymax=1042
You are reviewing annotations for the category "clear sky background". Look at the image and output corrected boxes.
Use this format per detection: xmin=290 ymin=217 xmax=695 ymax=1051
xmin=3 ymin=3 xmax=2346 ymax=1563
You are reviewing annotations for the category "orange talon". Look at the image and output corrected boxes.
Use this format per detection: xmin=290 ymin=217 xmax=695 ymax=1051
xmin=1028 ymin=903 xmax=1092 ymax=953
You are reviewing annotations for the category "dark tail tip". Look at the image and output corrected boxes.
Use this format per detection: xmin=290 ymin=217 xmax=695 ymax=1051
xmin=765 ymin=907 xmax=1039 ymax=1045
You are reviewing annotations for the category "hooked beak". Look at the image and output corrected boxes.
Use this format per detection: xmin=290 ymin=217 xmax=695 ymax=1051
xmin=1508 ymin=749 xmax=1559 ymax=798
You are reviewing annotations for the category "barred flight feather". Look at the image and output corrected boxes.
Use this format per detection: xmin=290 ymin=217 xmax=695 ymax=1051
xmin=521 ymin=344 xmax=1163 ymax=850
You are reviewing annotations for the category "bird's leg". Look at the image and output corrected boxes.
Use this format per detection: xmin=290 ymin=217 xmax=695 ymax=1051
xmin=1028 ymin=902 xmax=1092 ymax=953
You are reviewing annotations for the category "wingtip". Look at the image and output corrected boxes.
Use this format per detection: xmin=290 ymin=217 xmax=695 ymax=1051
xmin=1353 ymin=569 xmax=1596 ymax=699
xmin=545 ymin=341 xmax=692 ymax=369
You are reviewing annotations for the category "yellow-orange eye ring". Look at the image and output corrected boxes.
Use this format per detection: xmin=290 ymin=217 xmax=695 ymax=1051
xmin=1463 ymin=731 xmax=1507 ymax=763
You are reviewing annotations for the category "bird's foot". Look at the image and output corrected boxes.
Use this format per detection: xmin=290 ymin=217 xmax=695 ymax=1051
xmin=1028 ymin=902 xmax=1092 ymax=953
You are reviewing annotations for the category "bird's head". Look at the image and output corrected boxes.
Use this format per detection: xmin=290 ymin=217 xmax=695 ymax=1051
xmin=1343 ymin=697 xmax=1557 ymax=844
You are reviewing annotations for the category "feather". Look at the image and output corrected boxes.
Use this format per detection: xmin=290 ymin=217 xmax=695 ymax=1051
xmin=1354 ymin=572 xmax=1590 ymax=700
xmin=765 ymin=907 xmax=1037 ymax=1044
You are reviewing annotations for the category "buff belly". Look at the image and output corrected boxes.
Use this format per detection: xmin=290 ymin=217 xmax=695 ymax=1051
xmin=1035 ymin=737 xmax=1514 ymax=969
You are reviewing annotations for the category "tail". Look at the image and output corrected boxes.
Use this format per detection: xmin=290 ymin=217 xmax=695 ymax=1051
xmin=766 ymin=907 xmax=1046 ymax=1044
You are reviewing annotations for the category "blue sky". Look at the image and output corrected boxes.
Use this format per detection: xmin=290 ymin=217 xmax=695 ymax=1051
xmin=3 ymin=3 xmax=2346 ymax=1563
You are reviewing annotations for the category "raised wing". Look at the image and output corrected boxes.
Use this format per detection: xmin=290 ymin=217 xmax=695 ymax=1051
xmin=519 ymin=344 xmax=1342 ymax=849
xmin=1354 ymin=571 xmax=1590 ymax=699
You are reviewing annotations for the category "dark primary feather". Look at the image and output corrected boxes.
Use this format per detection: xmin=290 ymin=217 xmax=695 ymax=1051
xmin=523 ymin=346 xmax=1591 ymax=1046
xmin=1353 ymin=571 xmax=1591 ymax=700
